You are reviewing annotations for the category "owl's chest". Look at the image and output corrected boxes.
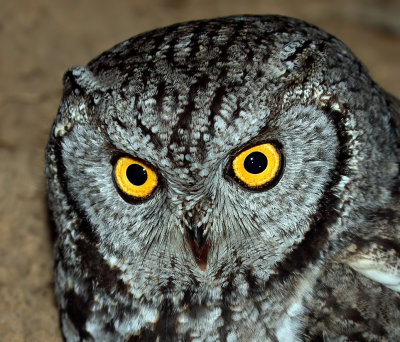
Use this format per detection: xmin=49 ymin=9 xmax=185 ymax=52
xmin=88 ymin=293 xmax=306 ymax=341
xmin=141 ymin=301 xmax=304 ymax=341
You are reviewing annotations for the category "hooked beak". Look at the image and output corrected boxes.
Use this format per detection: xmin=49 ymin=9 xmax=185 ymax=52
xmin=186 ymin=226 xmax=210 ymax=271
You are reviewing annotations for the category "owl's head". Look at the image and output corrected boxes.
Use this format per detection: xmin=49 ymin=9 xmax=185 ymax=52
xmin=47 ymin=15 xmax=398 ymax=305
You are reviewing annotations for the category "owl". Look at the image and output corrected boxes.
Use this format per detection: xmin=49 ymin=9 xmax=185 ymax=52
xmin=46 ymin=15 xmax=400 ymax=341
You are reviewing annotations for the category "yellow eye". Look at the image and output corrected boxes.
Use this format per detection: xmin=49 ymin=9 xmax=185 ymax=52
xmin=114 ymin=156 xmax=158 ymax=199
xmin=232 ymin=143 xmax=282 ymax=187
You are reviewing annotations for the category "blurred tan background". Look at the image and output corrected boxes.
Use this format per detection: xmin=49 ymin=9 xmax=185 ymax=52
xmin=0 ymin=0 xmax=399 ymax=340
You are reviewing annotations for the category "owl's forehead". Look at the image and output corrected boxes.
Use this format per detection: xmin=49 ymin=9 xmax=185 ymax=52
xmin=103 ymin=68 xmax=275 ymax=174
xmin=91 ymin=16 xmax=337 ymax=173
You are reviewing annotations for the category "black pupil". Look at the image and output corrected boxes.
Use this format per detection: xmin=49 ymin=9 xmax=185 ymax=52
xmin=243 ymin=151 xmax=268 ymax=174
xmin=126 ymin=164 xmax=148 ymax=186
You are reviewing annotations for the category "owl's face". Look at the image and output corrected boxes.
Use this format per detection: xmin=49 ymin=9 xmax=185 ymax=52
xmin=50 ymin=16 xmax=398 ymax=307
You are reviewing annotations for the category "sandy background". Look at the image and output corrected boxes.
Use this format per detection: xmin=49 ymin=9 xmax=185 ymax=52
xmin=0 ymin=0 xmax=399 ymax=340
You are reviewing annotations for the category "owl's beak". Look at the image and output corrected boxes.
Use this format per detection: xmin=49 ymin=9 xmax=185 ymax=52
xmin=187 ymin=226 xmax=209 ymax=271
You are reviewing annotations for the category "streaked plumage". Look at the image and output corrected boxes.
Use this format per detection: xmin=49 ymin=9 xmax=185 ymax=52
xmin=46 ymin=15 xmax=400 ymax=341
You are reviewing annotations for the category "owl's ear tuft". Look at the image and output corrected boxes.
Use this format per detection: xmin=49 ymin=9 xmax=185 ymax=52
xmin=53 ymin=67 xmax=101 ymax=138
xmin=63 ymin=66 xmax=100 ymax=97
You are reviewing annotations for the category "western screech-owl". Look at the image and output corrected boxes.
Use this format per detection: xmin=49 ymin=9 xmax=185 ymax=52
xmin=46 ymin=15 xmax=400 ymax=341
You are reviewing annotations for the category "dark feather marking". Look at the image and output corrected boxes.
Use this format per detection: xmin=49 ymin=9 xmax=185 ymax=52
xmin=75 ymin=237 xmax=128 ymax=294
xmin=53 ymin=139 xmax=99 ymax=245
xmin=246 ymin=47 xmax=255 ymax=65
xmin=195 ymin=134 xmax=207 ymax=163
xmin=151 ymin=27 xmax=174 ymax=58
xmin=208 ymin=86 xmax=227 ymax=137
xmin=153 ymin=299 xmax=179 ymax=341
xmin=64 ymin=290 xmax=93 ymax=340
xmin=155 ymin=80 xmax=166 ymax=114
xmin=159 ymin=276 xmax=175 ymax=294
xmin=104 ymin=321 xmax=116 ymax=334
xmin=113 ymin=115 xmax=127 ymax=129
xmin=169 ymin=74 xmax=210 ymax=166
xmin=228 ymin=96 xmax=242 ymax=124
xmin=243 ymin=267 xmax=258 ymax=292
xmin=141 ymin=60 xmax=154 ymax=89
xmin=128 ymin=329 xmax=158 ymax=342
xmin=214 ymin=264 xmax=226 ymax=280
xmin=218 ymin=20 xmax=244 ymax=63
xmin=268 ymin=220 xmax=329 ymax=280
xmin=303 ymin=55 xmax=316 ymax=69
xmin=221 ymin=272 xmax=236 ymax=302
xmin=218 ymin=304 xmax=233 ymax=341
xmin=216 ymin=66 xmax=228 ymax=81
xmin=169 ymin=85 xmax=194 ymax=146
xmin=188 ymin=20 xmax=209 ymax=61
xmin=181 ymin=288 xmax=193 ymax=307
xmin=165 ymin=36 xmax=179 ymax=65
